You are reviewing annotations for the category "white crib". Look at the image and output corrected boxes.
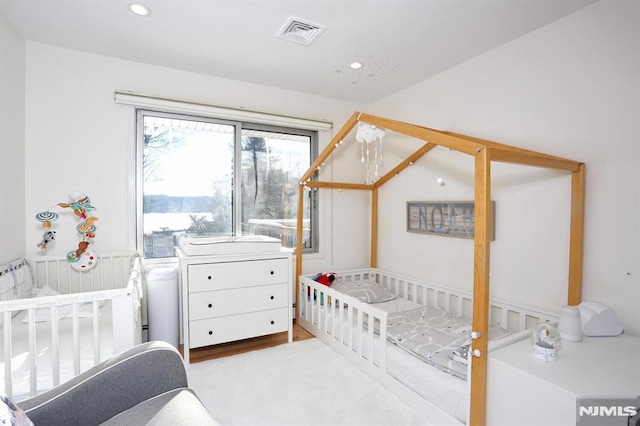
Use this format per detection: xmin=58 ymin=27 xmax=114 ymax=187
xmin=298 ymin=269 xmax=557 ymax=424
xmin=0 ymin=252 xmax=143 ymax=400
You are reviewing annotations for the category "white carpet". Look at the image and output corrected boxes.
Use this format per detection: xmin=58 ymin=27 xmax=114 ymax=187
xmin=187 ymin=339 xmax=433 ymax=426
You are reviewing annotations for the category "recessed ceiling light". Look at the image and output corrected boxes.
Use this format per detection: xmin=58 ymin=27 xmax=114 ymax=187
xmin=129 ymin=3 xmax=151 ymax=16
xmin=350 ymin=62 xmax=363 ymax=70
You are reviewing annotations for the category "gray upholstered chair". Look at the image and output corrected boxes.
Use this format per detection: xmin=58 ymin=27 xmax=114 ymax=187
xmin=19 ymin=341 xmax=218 ymax=426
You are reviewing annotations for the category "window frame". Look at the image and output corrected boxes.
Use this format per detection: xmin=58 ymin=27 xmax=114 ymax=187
xmin=135 ymin=109 xmax=319 ymax=259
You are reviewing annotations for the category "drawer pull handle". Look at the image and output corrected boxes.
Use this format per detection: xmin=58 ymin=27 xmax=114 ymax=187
xmin=208 ymin=303 xmax=213 ymax=308
xmin=270 ymin=296 xmax=275 ymax=300
xmin=207 ymin=275 xmax=212 ymax=280
xmin=208 ymin=330 xmax=213 ymax=335
xmin=270 ymin=271 xmax=274 ymax=275
xmin=270 ymin=321 xmax=275 ymax=325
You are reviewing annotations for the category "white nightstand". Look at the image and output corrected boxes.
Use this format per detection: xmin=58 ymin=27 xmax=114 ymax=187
xmin=487 ymin=334 xmax=640 ymax=426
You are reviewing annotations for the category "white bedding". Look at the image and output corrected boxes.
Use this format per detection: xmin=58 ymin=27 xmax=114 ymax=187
xmin=1 ymin=301 xmax=115 ymax=401
xmin=302 ymin=270 xmax=556 ymax=425
xmin=20 ymin=285 xmax=107 ymax=323
xmin=308 ymin=296 xmax=471 ymax=423
xmin=370 ymin=299 xmax=471 ymax=423
xmin=386 ymin=340 xmax=469 ymax=422
xmin=387 ymin=305 xmax=513 ymax=380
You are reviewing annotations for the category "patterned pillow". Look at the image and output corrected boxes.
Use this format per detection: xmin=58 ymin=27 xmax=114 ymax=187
xmin=331 ymin=280 xmax=396 ymax=304
xmin=1 ymin=395 xmax=34 ymax=426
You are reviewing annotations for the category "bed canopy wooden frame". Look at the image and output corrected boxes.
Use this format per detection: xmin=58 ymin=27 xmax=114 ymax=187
xmin=294 ymin=111 xmax=585 ymax=426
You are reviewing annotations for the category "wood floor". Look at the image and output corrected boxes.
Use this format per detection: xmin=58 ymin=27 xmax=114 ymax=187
xmin=182 ymin=322 xmax=314 ymax=363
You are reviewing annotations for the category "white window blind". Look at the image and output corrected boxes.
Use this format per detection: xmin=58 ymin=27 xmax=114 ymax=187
xmin=114 ymin=91 xmax=333 ymax=131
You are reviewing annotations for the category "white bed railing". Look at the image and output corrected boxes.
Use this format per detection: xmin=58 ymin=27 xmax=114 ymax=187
xmin=28 ymin=252 xmax=134 ymax=294
xmin=321 ymin=268 xmax=556 ymax=331
xmin=0 ymin=252 xmax=143 ymax=400
xmin=298 ymin=268 xmax=558 ymax=424
xmin=299 ymin=272 xmax=389 ymax=383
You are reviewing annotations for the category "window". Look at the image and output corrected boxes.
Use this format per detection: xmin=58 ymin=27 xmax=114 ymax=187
xmin=137 ymin=110 xmax=318 ymax=259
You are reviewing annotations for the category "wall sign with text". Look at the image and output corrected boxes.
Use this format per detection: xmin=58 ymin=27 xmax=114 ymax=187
xmin=406 ymin=201 xmax=495 ymax=240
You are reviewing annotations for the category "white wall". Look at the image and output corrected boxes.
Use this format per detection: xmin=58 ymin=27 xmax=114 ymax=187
xmin=370 ymin=0 xmax=640 ymax=335
xmin=0 ymin=14 xmax=25 ymax=264
xmin=11 ymin=0 xmax=639 ymax=335
xmin=22 ymin=43 xmax=367 ymax=273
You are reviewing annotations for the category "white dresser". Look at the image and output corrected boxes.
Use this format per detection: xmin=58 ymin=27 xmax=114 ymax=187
xmin=487 ymin=334 xmax=640 ymax=426
xmin=178 ymin=247 xmax=293 ymax=363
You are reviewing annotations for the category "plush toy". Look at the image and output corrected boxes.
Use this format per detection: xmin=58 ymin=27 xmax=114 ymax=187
xmin=35 ymin=211 xmax=59 ymax=228
xmin=308 ymin=272 xmax=337 ymax=305
xmin=57 ymin=192 xmax=96 ymax=219
xmin=77 ymin=216 xmax=98 ymax=232
xmin=312 ymin=272 xmax=336 ymax=286
xmin=70 ymin=241 xmax=90 ymax=259
xmin=37 ymin=231 xmax=56 ymax=250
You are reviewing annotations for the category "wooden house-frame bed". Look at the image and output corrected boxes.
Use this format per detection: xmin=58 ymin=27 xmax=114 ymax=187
xmin=294 ymin=112 xmax=585 ymax=426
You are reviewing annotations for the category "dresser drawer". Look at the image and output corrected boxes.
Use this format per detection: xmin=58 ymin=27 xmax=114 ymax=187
xmin=189 ymin=283 xmax=288 ymax=320
xmin=189 ymin=307 xmax=289 ymax=348
xmin=188 ymin=258 xmax=289 ymax=292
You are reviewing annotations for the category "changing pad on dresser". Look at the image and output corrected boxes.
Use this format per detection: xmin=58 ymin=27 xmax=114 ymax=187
xmin=179 ymin=235 xmax=282 ymax=256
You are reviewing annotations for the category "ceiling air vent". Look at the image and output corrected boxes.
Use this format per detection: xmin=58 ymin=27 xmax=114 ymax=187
xmin=276 ymin=16 xmax=327 ymax=46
